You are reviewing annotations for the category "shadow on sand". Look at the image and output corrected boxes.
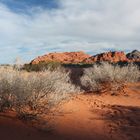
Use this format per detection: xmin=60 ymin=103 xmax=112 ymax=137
xmin=104 ymin=105 xmax=140 ymax=140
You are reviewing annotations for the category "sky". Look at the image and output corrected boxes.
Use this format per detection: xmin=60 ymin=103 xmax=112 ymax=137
xmin=0 ymin=0 xmax=140 ymax=64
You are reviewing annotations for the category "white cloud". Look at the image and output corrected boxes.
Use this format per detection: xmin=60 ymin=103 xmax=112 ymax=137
xmin=0 ymin=0 xmax=140 ymax=63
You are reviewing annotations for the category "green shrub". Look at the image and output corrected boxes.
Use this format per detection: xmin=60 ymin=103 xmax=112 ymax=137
xmin=23 ymin=61 xmax=62 ymax=72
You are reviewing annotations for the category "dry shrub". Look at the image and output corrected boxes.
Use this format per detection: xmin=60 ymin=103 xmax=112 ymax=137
xmin=0 ymin=67 xmax=80 ymax=120
xmin=81 ymin=62 xmax=140 ymax=94
xmin=23 ymin=61 xmax=62 ymax=72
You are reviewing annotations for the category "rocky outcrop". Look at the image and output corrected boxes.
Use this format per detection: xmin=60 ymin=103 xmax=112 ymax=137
xmin=83 ymin=51 xmax=128 ymax=63
xmin=126 ymin=50 xmax=140 ymax=62
xmin=30 ymin=50 xmax=140 ymax=65
xmin=31 ymin=51 xmax=91 ymax=64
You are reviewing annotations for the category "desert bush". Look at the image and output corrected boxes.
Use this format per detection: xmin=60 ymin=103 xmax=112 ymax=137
xmin=23 ymin=61 xmax=62 ymax=72
xmin=0 ymin=67 xmax=80 ymax=119
xmin=81 ymin=62 xmax=140 ymax=94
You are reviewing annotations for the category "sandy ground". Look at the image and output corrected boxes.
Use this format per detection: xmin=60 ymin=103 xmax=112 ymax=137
xmin=0 ymin=83 xmax=140 ymax=140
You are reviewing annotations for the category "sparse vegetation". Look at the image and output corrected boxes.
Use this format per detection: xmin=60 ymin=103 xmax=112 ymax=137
xmin=0 ymin=66 xmax=80 ymax=120
xmin=23 ymin=61 xmax=62 ymax=72
xmin=81 ymin=62 xmax=140 ymax=94
xmin=0 ymin=62 xmax=139 ymax=121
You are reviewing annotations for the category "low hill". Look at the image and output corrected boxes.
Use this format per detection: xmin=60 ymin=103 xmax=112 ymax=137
xmin=30 ymin=50 xmax=140 ymax=65
xmin=31 ymin=51 xmax=90 ymax=64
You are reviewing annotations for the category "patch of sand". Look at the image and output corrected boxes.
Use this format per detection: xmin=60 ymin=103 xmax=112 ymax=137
xmin=0 ymin=83 xmax=140 ymax=140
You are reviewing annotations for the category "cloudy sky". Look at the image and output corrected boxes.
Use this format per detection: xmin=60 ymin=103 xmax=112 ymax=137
xmin=0 ymin=0 xmax=140 ymax=64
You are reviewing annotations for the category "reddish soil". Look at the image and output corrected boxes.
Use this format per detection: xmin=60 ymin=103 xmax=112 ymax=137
xmin=0 ymin=83 xmax=140 ymax=140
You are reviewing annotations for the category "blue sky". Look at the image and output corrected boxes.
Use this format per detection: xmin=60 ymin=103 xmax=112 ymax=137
xmin=0 ymin=0 xmax=58 ymax=13
xmin=0 ymin=0 xmax=140 ymax=64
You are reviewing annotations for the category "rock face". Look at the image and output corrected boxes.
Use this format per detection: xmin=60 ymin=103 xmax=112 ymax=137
xmin=126 ymin=50 xmax=140 ymax=62
xmin=83 ymin=51 xmax=128 ymax=63
xmin=31 ymin=51 xmax=91 ymax=64
xmin=30 ymin=50 xmax=140 ymax=65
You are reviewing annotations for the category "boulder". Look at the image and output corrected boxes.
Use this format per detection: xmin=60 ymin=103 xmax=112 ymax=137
xmin=126 ymin=50 xmax=140 ymax=62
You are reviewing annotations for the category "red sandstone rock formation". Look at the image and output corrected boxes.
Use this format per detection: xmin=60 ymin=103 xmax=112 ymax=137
xmin=31 ymin=51 xmax=91 ymax=64
xmin=30 ymin=51 xmax=140 ymax=65
xmin=83 ymin=51 xmax=128 ymax=63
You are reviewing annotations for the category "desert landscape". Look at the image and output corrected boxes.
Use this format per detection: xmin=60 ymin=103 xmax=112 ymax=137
xmin=0 ymin=0 xmax=140 ymax=140
xmin=0 ymin=50 xmax=140 ymax=140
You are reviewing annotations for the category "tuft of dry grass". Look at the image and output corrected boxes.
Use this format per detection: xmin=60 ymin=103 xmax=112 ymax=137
xmin=81 ymin=62 xmax=140 ymax=94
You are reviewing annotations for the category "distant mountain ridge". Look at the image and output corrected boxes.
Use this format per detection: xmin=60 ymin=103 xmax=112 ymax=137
xmin=30 ymin=50 xmax=140 ymax=64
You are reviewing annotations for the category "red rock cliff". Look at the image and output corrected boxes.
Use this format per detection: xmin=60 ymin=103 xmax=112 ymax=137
xmin=30 ymin=51 xmax=140 ymax=65
xmin=83 ymin=51 xmax=128 ymax=63
xmin=31 ymin=51 xmax=91 ymax=64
